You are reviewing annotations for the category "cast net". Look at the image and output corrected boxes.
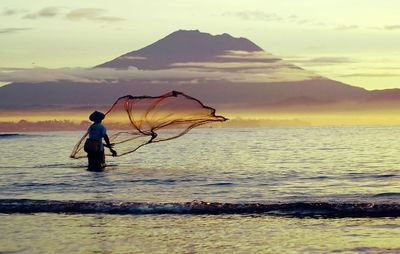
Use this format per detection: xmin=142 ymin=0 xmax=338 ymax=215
xmin=70 ymin=91 xmax=227 ymax=159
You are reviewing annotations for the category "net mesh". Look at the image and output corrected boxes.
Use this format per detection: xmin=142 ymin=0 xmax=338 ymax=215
xmin=70 ymin=91 xmax=227 ymax=159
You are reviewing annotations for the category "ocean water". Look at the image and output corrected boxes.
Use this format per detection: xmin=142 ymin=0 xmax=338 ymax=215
xmin=1 ymin=127 xmax=400 ymax=253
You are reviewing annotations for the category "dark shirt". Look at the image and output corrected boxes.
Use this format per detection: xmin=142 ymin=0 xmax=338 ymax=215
xmin=88 ymin=123 xmax=106 ymax=151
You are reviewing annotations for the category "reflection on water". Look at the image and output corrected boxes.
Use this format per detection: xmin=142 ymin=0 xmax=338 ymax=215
xmin=1 ymin=214 xmax=400 ymax=254
xmin=0 ymin=127 xmax=400 ymax=203
xmin=1 ymin=127 xmax=400 ymax=253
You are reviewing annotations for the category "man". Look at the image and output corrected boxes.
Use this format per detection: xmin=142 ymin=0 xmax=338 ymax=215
xmin=84 ymin=111 xmax=117 ymax=171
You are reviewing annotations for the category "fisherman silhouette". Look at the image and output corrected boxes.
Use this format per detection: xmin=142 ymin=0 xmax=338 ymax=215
xmin=84 ymin=111 xmax=117 ymax=171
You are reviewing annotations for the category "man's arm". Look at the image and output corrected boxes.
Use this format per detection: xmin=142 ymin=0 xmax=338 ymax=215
xmin=104 ymin=134 xmax=112 ymax=147
xmin=104 ymin=134 xmax=117 ymax=157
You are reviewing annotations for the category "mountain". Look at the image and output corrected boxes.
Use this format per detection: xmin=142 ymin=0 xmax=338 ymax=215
xmin=0 ymin=79 xmax=367 ymax=107
xmin=366 ymin=89 xmax=400 ymax=102
xmin=0 ymin=29 xmax=392 ymax=110
xmin=96 ymin=29 xmax=263 ymax=69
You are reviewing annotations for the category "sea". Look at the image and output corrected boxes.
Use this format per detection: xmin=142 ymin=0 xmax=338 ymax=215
xmin=1 ymin=126 xmax=400 ymax=253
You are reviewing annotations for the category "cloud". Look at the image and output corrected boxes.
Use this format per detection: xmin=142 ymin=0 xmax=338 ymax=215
xmin=307 ymin=57 xmax=355 ymax=64
xmin=66 ymin=8 xmax=124 ymax=22
xmin=120 ymin=56 xmax=147 ymax=60
xmin=210 ymin=51 xmax=281 ymax=64
xmin=222 ymin=11 xmax=282 ymax=22
xmin=167 ymin=51 xmax=309 ymax=76
xmin=170 ymin=61 xmax=287 ymax=72
xmin=366 ymin=25 xmax=400 ymax=31
xmin=339 ymin=73 xmax=400 ymax=78
xmin=0 ymin=61 xmax=317 ymax=85
xmin=297 ymin=19 xmax=312 ymax=25
xmin=229 ymin=67 xmax=319 ymax=83
xmin=335 ymin=25 xmax=359 ymax=30
xmin=384 ymin=25 xmax=400 ymax=30
xmin=221 ymin=11 xmax=327 ymax=27
xmin=23 ymin=7 xmax=59 ymax=19
xmin=0 ymin=27 xmax=33 ymax=34
xmin=2 ymin=9 xmax=16 ymax=16
xmin=0 ymin=50 xmax=318 ymax=84
xmin=285 ymin=56 xmax=356 ymax=66
xmin=0 ymin=67 xmax=221 ymax=84
xmin=18 ymin=7 xmax=124 ymax=23
xmin=375 ymin=67 xmax=400 ymax=70
xmin=2 ymin=8 xmax=26 ymax=16
xmin=222 ymin=11 xmax=398 ymax=31
xmin=217 ymin=50 xmax=278 ymax=60
xmin=223 ymin=10 xmax=400 ymax=31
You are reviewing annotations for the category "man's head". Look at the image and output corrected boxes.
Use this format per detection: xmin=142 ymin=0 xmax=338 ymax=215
xmin=89 ymin=111 xmax=105 ymax=123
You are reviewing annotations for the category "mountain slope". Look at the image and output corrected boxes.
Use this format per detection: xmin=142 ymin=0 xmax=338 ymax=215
xmin=96 ymin=30 xmax=263 ymax=69
xmin=0 ymin=79 xmax=368 ymax=107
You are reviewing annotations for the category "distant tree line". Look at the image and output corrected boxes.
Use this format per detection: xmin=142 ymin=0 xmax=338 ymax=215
xmin=0 ymin=120 xmax=91 ymax=132
xmin=0 ymin=118 xmax=310 ymax=132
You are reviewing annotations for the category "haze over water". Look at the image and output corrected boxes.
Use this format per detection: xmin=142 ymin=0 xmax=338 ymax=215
xmin=1 ymin=127 xmax=400 ymax=253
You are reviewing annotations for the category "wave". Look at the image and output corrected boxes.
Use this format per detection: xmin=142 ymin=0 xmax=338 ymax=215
xmin=33 ymin=163 xmax=87 ymax=169
xmin=1 ymin=199 xmax=399 ymax=218
xmin=0 ymin=133 xmax=25 ymax=138
xmin=373 ymin=192 xmax=400 ymax=198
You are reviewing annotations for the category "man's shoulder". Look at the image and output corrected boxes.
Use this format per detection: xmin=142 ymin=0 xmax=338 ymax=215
xmin=92 ymin=123 xmax=106 ymax=130
xmin=98 ymin=124 xmax=106 ymax=130
xmin=99 ymin=124 xmax=107 ymax=132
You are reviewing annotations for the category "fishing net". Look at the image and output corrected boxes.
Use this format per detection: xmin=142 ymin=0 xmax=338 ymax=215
xmin=70 ymin=91 xmax=227 ymax=159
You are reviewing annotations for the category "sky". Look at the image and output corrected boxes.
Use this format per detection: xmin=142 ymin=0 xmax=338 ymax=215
xmin=1 ymin=0 xmax=399 ymax=90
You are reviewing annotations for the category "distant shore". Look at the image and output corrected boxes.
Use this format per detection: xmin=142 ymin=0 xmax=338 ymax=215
xmin=0 ymin=118 xmax=311 ymax=132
